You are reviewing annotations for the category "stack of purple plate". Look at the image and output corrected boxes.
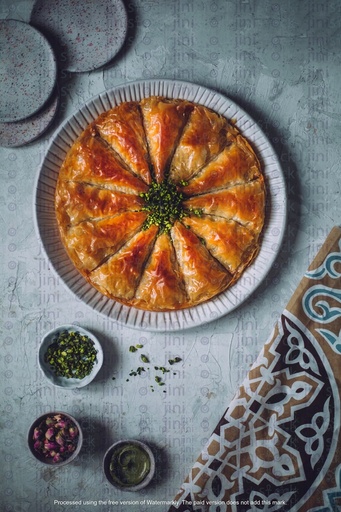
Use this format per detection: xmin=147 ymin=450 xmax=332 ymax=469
xmin=0 ymin=19 xmax=58 ymax=147
xmin=0 ymin=0 xmax=127 ymax=147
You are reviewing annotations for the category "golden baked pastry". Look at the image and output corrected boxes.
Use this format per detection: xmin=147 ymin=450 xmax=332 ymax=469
xmin=55 ymin=96 xmax=266 ymax=311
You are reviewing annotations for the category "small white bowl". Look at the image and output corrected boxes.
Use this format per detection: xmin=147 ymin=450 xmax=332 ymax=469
xmin=39 ymin=324 xmax=103 ymax=389
xmin=28 ymin=411 xmax=83 ymax=466
xmin=103 ymin=439 xmax=156 ymax=491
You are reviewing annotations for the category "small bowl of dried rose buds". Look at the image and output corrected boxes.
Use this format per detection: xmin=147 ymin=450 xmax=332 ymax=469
xmin=28 ymin=411 xmax=83 ymax=465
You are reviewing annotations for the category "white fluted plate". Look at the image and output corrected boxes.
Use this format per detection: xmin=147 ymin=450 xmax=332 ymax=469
xmin=34 ymin=79 xmax=287 ymax=332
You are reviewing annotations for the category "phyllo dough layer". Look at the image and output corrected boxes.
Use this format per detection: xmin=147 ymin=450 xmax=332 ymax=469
xmin=56 ymin=96 xmax=266 ymax=311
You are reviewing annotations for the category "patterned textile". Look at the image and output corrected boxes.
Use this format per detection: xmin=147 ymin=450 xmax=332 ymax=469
xmin=169 ymin=226 xmax=341 ymax=512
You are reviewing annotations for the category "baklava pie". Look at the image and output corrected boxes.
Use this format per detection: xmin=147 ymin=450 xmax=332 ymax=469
xmin=55 ymin=96 xmax=266 ymax=311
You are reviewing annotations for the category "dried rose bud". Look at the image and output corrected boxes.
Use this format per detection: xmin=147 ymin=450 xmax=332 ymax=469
xmin=53 ymin=453 xmax=62 ymax=463
xmin=44 ymin=440 xmax=59 ymax=451
xmin=33 ymin=440 xmax=43 ymax=451
xmin=33 ymin=427 xmax=42 ymax=441
xmin=55 ymin=418 xmax=68 ymax=429
xmin=45 ymin=427 xmax=55 ymax=440
xmin=45 ymin=417 xmax=54 ymax=426
xmin=55 ymin=431 xmax=65 ymax=446
xmin=69 ymin=426 xmax=78 ymax=439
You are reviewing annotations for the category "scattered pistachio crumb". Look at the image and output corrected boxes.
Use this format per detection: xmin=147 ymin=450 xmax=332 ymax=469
xmin=168 ymin=357 xmax=182 ymax=365
xmin=179 ymin=179 xmax=189 ymax=187
xmin=129 ymin=344 xmax=144 ymax=353
xmin=158 ymin=366 xmax=170 ymax=374
xmin=120 ymin=344 xmax=183 ymax=394
xmin=155 ymin=376 xmax=165 ymax=386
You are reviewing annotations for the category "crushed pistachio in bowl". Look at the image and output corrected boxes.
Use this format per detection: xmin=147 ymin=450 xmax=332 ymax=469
xmin=39 ymin=325 xmax=103 ymax=388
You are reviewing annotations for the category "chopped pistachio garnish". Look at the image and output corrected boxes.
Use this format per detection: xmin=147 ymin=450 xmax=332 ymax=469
xmin=129 ymin=367 xmax=146 ymax=377
xmin=155 ymin=376 xmax=165 ymax=386
xmin=154 ymin=366 xmax=170 ymax=374
xmin=140 ymin=180 xmax=203 ymax=233
xmin=139 ymin=180 xmax=204 ymax=232
xmin=188 ymin=207 xmax=203 ymax=217
xmin=129 ymin=344 xmax=144 ymax=353
xmin=44 ymin=330 xmax=97 ymax=379
xmin=112 ymin=346 xmax=183 ymax=393
xmin=140 ymin=180 xmax=185 ymax=232
xmin=168 ymin=357 xmax=182 ymax=365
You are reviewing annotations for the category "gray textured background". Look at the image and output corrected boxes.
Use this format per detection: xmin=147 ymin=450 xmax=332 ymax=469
xmin=0 ymin=0 xmax=340 ymax=510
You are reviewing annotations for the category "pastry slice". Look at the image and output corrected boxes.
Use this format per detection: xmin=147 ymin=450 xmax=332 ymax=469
xmin=169 ymin=104 xmax=231 ymax=183
xmin=134 ymin=232 xmax=188 ymax=310
xmin=94 ymin=101 xmax=152 ymax=184
xmin=60 ymin=211 xmax=148 ymax=272
xmin=56 ymin=181 xmax=145 ymax=226
xmin=59 ymin=128 xmax=148 ymax=195
xmin=171 ymin=221 xmax=232 ymax=305
xmin=183 ymin=178 xmax=265 ymax=234
xmin=182 ymin=215 xmax=258 ymax=275
xmin=140 ymin=96 xmax=193 ymax=183
xmin=89 ymin=225 xmax=159 ymax=301
xmin=181 ymin=135 xmax=261 ymax=196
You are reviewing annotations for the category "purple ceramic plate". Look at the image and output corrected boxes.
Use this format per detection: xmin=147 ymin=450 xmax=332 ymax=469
xmin=30 ymin=0 xmax=128 ymax=73
xmin=0 ymin=87 xmax=59 ymax=148
xmin=0 ymin=19 xmax=57 ymax=123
